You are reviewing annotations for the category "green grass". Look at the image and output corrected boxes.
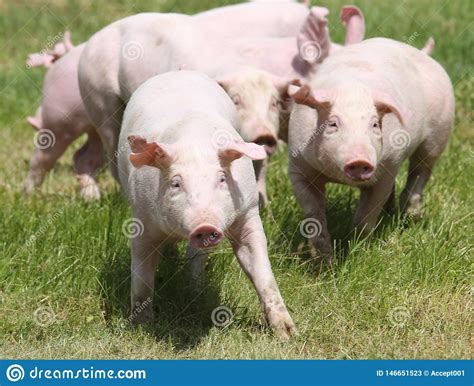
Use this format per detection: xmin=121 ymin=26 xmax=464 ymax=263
xmin=0 ymin=0 xmax=472 ymax=359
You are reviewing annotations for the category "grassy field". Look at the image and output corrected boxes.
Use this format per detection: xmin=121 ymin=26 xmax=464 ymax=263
xmin=0 ymin=0 xmax=472 ymax=359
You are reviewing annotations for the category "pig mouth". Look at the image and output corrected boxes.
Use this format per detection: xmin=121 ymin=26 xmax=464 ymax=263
xmin=255 ymin=135 xmax=278 ymax=156
xmin=189 ymin=223 xmax=224 ymax=249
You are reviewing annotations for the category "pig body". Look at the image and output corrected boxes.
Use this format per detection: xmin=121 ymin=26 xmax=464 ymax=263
xmin=118 ymin=71 xmax=295 ymax=339
xmin=24 ymin=42 xmax=104 ymax=200
xmin=79 ymin=5 xmax=364 ymax=204
xmin=23 ymin=1 xmax=313 ymax=199
xmin=191 ymin=0 xmax=310 ymax=38
xmin=288 ymin=38 xmax=454 ymax=257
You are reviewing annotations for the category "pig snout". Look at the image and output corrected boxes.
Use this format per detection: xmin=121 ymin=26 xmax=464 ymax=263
xmin=189 ymin=223 xmax=224 ymax=249
xmin=343 ymin=160 xmax=375 ymax=181
xmin=255 ymin=133 xmax=278 ymax=155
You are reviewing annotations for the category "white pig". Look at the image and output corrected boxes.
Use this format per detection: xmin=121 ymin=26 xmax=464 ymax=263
xmin=118 ymin=71 xmax=295 ymax=339
xmin=79 ymin=5 xmax=364 ymax=205
xmin=24 ymin=40 xmax=103 ymax=200
xmin=288 ymin=38 xmax=454 ymax=257
xmin=23 ymin=1 xmax=313 ymax=198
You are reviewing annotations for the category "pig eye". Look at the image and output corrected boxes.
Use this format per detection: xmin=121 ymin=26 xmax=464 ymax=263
xmin=371 ymin=117 xmax=382 ymax=134
xmin=218 ymin=171 xmax=227 ymax=185
xmin=170 ymin=176 xmax=182 ymax=189
xmin=325 ymin=117 xmax=339 ymax=134
xmin=231 ymin=95 xmax=241 ymax=107
xmin=270 ymin=97 xmax=279 ymax=110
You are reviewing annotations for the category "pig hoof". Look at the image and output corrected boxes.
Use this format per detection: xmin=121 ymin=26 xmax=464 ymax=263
xmin=80 ymin=184 xmax=101 ymax=201
xmin=130 ymin=307 xmax=154 ymax=326
xmin=267 ymin=310 xmax=296 ymax=341
xmin=23 ymin=182 xmax=34 ymax=195
xmin=405 ymin=194 xmax=422 ymax=220
xmin=309 ymin=240 xmax=333 ymax=260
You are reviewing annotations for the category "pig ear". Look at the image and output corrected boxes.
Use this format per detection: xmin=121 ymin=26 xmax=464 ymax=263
xmin=128 ymin=135 xmax=175 ymax=169
xmin=372 ymin=90 xmax=411 ymax=126
xmin=271 ymin=76 xmax=301 ymax=99
xmin=219 ymin=140 xmax=267 ymax=165
xmin=297 ymin=6 xmax=331 ymax=65
xmin=287 ymin=84 xmax=334 ymax=110
xmin=340 ymin=6 xmax=365 ymax=45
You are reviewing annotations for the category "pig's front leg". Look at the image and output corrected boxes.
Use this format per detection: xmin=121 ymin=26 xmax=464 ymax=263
xmin=352 ymin=172 xmax=398 ymax=234
xmin=229 ymin=212 xmax=295 ymax=340
xmin=185 ymin=245 xmax=208 ymax=286
xmin=253 ymin=159 xmax=269 ymax=208
xmin=130 ymin=233 xmax=161 ymax=325
xmin=289 ymin=171 xmax=332 ymax=259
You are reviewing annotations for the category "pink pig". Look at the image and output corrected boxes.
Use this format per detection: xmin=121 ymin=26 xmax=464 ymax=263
xmin=79 ymin=5 xmax=365 ymax=205
xmin=24 ymin=36 xmax=104 ymax=200
xmin=119 ymin=71 xmax=295 ymax=339
xmin=288 ymin=38 xmax=454 ymax=258
xmin=23 ymin=1 xmax=313 ymax=198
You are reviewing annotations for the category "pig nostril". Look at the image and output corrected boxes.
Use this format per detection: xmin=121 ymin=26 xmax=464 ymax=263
xmin=344 ymin=160 xmax=375 ymax=181
xmin=196 ymin=234 xmax=203 ymax=239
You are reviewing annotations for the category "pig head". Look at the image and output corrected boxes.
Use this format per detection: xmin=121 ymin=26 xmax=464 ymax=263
xmin=289 ymin=82 xmax=410 ymax=185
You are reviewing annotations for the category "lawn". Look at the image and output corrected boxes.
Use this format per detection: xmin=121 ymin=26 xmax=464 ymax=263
xmin=0 ymin=0 xmax=472 ymax=359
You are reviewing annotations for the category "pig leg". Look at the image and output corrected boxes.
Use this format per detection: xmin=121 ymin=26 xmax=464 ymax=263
xmin=185 ymin=245 xmax=208 ymax=284
xmin=130 ymin=233 xmax=162 ymax=325
xmin=95 ymin=112 xmax=123 ymax=182
xmin=229 ymin=213 xmax=295 ymax=340
xmin=73 ymin=129 xmax=104 ymax=201
xmin=400 ymin=151 xmax=436 ymax=219
xmin=383 ymin=183 xmax=397 ymax=215
xmin=79 ymin=90 xmax=124 ymax=181
xmin=254 ymin=159 xmax=269 ymax=207
xmin=289 ymin=171 xmax=332 ymax=258
xmin=24 ymin=131 xmax=79 ymax=194
xmin=353 ymin=172 xmax=398 ymax=233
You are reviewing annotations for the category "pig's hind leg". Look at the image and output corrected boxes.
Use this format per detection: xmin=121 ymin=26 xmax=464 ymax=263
xmin=74 ymin=128 xmax=104 ymax=201
xmin=24 ymin=127 xmax=79 ymax=194
xmin=400 ymin=145 xmax=438 ymax=219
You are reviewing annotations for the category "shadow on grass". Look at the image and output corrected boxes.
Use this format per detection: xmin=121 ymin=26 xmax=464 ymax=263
xmin=98 ymin=236 xmax=222 ymax=351
xmin=272 ymin=186 xmax=410 ymax=275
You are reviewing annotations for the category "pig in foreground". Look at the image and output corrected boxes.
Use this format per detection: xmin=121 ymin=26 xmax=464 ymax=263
xmin=118 ymin=71 xmax=295 ymax=339
xmin=24 ymin=36 xmax=103 ymax=200
xmin=288 ymin=38 xmax=454 ymax=258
